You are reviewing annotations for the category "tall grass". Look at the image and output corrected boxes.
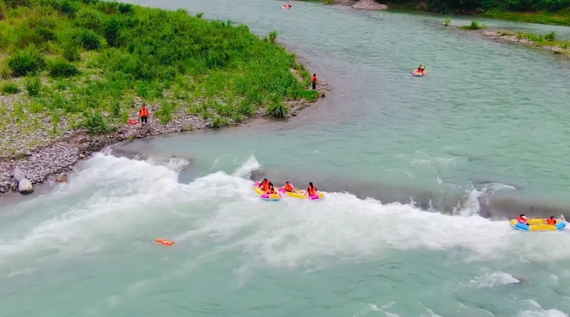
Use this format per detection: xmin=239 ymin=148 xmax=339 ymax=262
xmin=460 ymin=21 xmax=487 ymax=30
xmin=0 ymin=0 xmax=317 ymax=139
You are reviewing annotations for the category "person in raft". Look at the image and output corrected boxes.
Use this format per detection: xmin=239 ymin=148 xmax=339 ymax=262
xmin=546 ymin=216 xmax=557 ymax=225
xmin=311 ymin=73 xmax=318 ymax=90
xmin=266 ymin=183 xmax=277 ymax=195
xmin=259 ymin=178 xmax=271 ymax=191
xmin=517 ymin=214 xmax=529 ymax=225
xmin=283 ymin=181 xmax=295 ymax=192
xmin=415 ymin=65 xmax=424 ymax=74
xmin=139 ymin=104 xmax=149 ymax=126
xmin=307 ymin=182 xmax=318 ymax=197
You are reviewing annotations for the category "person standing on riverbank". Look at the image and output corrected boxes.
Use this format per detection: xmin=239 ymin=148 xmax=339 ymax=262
xmin=311 ymin=74 xmax=318 ymax=90
xmin=139 ymin=105 xmax=149 ymax=126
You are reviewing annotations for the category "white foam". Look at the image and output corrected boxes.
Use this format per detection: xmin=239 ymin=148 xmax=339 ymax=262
xmin=2 ymin=153 xmax=570 ymax=272
xmin=471 ymin=270 xmax=521 ymax=288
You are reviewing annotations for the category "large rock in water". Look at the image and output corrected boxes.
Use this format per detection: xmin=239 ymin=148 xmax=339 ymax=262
xmin=18 ymin=179 xmax=33 ymax=194
xmin=13 ymin=167 xmax=26 ymax=182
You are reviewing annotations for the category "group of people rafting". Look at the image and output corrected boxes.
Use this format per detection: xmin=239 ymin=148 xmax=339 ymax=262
xmin=258 ymin=178 xmax=318 ymax=197
xmin=517 ymin=214 xmax=558 ymax=225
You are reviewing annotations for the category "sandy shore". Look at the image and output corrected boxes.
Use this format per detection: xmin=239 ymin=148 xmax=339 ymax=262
xmin=0 ymin=81 xmax=330 ymax=195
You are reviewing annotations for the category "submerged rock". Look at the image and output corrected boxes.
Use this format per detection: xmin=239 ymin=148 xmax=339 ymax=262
xmin=13 ymin=167 xmax=26 ymax=182
xmin=18 ymin=178 xmax=33 ymax=194
xmin=57 ymin=173 xmax=68 ymax=183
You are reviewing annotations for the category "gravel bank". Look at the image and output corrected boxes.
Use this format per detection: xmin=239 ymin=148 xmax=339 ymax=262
xmin=0 ymin=82 xmax=330 ymax=195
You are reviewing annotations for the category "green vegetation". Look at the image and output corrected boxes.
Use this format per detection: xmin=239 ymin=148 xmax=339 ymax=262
xmin=481 ymin=10 xmax=570 ymax=26
xmin=0 ymin=0 xmax=317 ymax=153
xmin=444 ymin=18 xmax=451 ymax=26
xmin=387 ymin=0 xmax=570 ymax=26
xmin=460 ymin=20 xmax=486 ymax=30
xmin=497 ymin=30 xmax=570 ymax=56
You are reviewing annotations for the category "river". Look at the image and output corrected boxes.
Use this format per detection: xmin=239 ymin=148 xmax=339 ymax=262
xmin=1 ymin=0 xmax=570 ymax=316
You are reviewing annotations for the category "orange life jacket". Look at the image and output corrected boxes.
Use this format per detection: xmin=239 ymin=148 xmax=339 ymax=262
xmin=547 ymin=218 xmax=556 ymax=225
xmin=140 ymin=108 xmax=149 ymax=117
xmin=311 ymin=75 xmax=317 ymax=82
xmin=307 ymin=186 xmax=317 ymax=196
xmin=284 ymin=183 xmax=294 ymax=192
xmin=262 ymin=181 xmax=271 ymax=191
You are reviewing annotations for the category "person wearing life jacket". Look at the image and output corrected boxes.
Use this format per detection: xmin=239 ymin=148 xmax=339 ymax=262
xmin=283 ymin=181 xmax=295 ymax=192
xmin=288 ymin=3 xmax=292 ymax=8
xmin=259 ymin=178 xmax=271 ymax=191
xmin=311 ymin=74 xmax=318 ymax=90
xmin=266 ymin=183 xmax=277 ymax=195
xmin=415 ymin=65 xmax=424 ymax=75
xmin=307 ymin=182 xmax=317 ymax=196
xmin=517 ymin=214 xmax=529 ymax=225
xmin=139 ymin=104 xmax=149 ymax=126
xmin=546 ymin=216 xmax=557 ymax=225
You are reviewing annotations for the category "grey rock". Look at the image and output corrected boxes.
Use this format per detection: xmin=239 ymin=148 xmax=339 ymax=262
xmin=18 ymin=179 xmax=33 ymax=194
xmin=13 ymin=167 xmax=26 ymax=182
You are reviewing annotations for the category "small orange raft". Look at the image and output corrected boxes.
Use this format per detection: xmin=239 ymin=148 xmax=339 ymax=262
xmin=155 ymin=238 xmax=174 ymax=246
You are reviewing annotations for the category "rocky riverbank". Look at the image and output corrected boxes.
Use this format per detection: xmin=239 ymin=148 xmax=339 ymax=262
xmin=331 ymin=0 xmax=388 ymax=10
xmin=480 ymin=29 xmax=570 ymax=58
xmin=0 ymin=81 xmax=330 ymax=196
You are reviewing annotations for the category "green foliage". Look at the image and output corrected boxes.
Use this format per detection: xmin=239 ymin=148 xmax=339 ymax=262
xmin=460 ymin=21 xmax=486 ymax=29
xmin=47 ymin=57 xmax=80 ymax=77
xmin=544 ymin=31 xmax=556 ymax=41
xmin=388 ymin=0 xmax=570 ymax=16
xmin=444 ymin=18 xmax=451 ymax=26
xmin=0 ymin=81 xmax=20 ymax=94
xmin=0 ymin=0 xmax=319 ymax=144
xmin=79 ymin=110 xmax=109 ymax=135
xmin=265 ymin=94 xmax=289 ymax=118
xmin=24 ymin=75 xmax=41 ymax=96
xmin=8 ymin=46 xmax=45 ymax=76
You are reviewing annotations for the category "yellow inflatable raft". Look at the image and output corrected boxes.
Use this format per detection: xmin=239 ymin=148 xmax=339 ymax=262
xmin=510 ymin=218 xmax=566 ymax=231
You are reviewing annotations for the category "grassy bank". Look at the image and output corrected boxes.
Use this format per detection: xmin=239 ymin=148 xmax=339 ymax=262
xmin=492 ymin=29 xmax=570 ymax=56
xmin=0 ymin=0 xmax=318 ymax=157
xmin=385 ymin=1 xmax=570 ymax=26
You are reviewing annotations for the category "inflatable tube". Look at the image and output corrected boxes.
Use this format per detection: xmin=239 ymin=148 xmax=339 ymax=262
xmin=254 ymin=181 xmax=281 ymax=201
xmin=509 ymin=218 xmax=566 ymax=231
xmin=278 ymin=187 xmax=324 ymax=200
xmin=412 ymin=71 xmax=425 ymax=77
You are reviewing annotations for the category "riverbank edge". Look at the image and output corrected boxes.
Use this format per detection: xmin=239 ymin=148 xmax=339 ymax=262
xmin=454 ymin=25 xmax=570 ymax=58
xmin=382 ymin=3 xmax=570 ymax=27
xmin=0 ymin=67 xmax=330 ymax=197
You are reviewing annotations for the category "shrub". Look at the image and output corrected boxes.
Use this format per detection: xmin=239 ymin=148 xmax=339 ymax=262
xmin=461 ymin=21 xmax=486 ymax=30
xmin=210 ymin=116 xmax=229 ymax=128
xmin=47 ymin=57 xmax=80 ymax=77
xmin=545 ymin=31 xmax=556 ymax=41
xmin=77 ymin=29 xmax=102 ymax=50
xmin=103 ymin=17 xmax=124 ymax=47
xmin=62 ymin=41 xmax=81 ymax=61
xmin=80 ymin=110 xmax=109 ymax=135
xmin=118 ymin=3 xmax=134 ymax=14
xmin=269 ymin=31 xmax=277 ymax=44
xmin=75 ymin=8 xmax=104 ymax=31
xmin=8 ymin=46 xmax=46 ymax=76
xmin=0 ymin=81 xmax=20 ymax=94
xmin=444 ymin=18 xmax=451 ymax=26
xmin=24 ymin=76 xmax=41 ymax=96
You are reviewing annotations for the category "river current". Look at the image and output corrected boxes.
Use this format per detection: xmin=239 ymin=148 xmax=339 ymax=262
xmin=2 ymin=0 xmax=570 ymax=316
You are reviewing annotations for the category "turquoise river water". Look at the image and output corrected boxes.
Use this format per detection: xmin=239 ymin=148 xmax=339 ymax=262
xmin=2 ymin=1 xmax=570 ymax=316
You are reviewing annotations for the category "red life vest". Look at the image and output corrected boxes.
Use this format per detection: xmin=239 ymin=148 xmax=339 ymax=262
xmin=307 ymin=186 xmax=317 ymax=196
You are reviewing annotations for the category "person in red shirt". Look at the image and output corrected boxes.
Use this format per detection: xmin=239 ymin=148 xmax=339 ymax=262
xmin=546 ymin=216 xmax=557 ymax=225
xmin=311 ymin=74 xmax=318 ymax=90
xmin=517 ymin=214 xmax=529 ymax=225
